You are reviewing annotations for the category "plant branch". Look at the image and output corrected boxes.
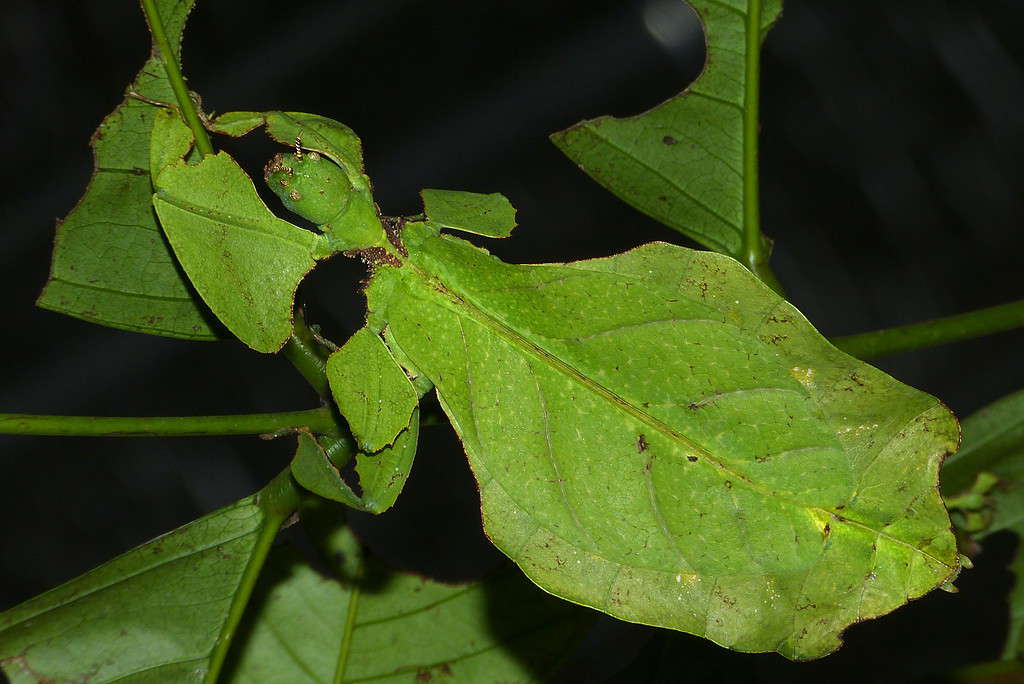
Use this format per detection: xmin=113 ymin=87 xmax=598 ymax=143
xmin=0 ymin=408 xmax=337 ymax=437
xmin=831 ymin=299 xmax=1024 ymax=360
xmin=741 ymin=0 xmax=783 ymax=296
xmin=139 ymin=0 xmax=214 ymax=156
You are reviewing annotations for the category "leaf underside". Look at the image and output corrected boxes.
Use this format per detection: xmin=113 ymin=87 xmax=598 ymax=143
xmin=0 ymin=496 xmax=269 ymax=683
xmin=223 ymin=512 xmax=589 ymax=682
xmin=36 ymin=0 xmax=219 ymax=340
xmin=551 ymin=0 xmax=781 ymax=257
xmin=367 ymin=224 xmax=959 ymax=660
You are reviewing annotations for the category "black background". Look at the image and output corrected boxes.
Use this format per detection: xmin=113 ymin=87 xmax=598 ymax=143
xmin=2 ymin=1 xmax=1023 ymax=681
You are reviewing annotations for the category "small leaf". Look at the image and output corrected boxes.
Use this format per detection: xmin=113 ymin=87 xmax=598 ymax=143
xmin=222 ymin=504 xmax=590 ymax=682
xmin=369 ymin=224 xmax=959 ymax=660
xmin=421 ymin=188 xmax=518 ymax=238
xmin=153 ymin=151 xmax=321 ymax=353
xmin=942 ymin=388 xmax=1024 ymax=537
xmin=550 ymin=0 xmax=781 ymax=256
xmin=36 ymin=0 xmax=217 ymax=341
xmin=327 ymin=326 xmax=419 ymax=452
xmin=0 ymin=493 xmax=272 ymax=682
xmin=291 ymin=427 xmax=418 ymax=515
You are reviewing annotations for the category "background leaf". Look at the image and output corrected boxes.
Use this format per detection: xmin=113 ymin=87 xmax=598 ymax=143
xmin=941 ymin=389 xmax=1024 ymax=660
xmin=35 ymin=0 xmax=219 ymax=340
xmin=550 ymin=0 xmax=781 ymax=257
xmin=371 ymin=225 xmax=959 ymax=660
xmin=223 ymin=504 xmax=589 ymax=683
xmin=153 ymin=151 xmax=320 ymax=353
xmin=0 ymin=493 xmax=276 ymax=682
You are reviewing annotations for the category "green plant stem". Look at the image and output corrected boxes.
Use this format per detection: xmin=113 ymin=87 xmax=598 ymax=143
xmin=283 ymin=312 xmax=332 ymax=400
xmin=0 ymin=408 xmax=337 ymax=437
xmin=333 ymin=552 xmax=363 ymax=684
xmin=740 ymin=0 xmax=783 ymax=296
xmin=831 ymin=299 xmax=1024 ymax=360
xmin=205 ymin=467 xmax=302 ymax=683
xmin=139 ymin=0 xmax=214 ymax=156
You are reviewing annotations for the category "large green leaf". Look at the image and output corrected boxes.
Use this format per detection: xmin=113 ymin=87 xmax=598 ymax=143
xmin=0 ymin=474 xmax=297 ymax=683
xmin=365 ymin=224 xmax=959 ymax=660
xmin=551 ymin=0 xmax=780 ymax=257
xmin=153 ymin=151 xmax=322 ymax=353
xmin=36 ymin=0 xmax=219 ymax=340
xmin=223 ymin=504 xmax=589 ymax=682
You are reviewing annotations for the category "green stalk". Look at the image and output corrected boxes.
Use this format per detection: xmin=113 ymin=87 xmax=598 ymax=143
xmin=0 ymin=408 xmax=337 ymax=437
xmin=741 ymin=0 xmax=783 ymax=295
xmin=831 ymin=299 xmax=1024 ymax=360
xmin=139 ymin=0 xmax=214 ymax=156
xmin=333 ymin=554 xmax=364 ymax=684
xmin=205 ymin=468 xmax=302 ymax=683
xmin=283 ymin=312 xmax=333 ymax=400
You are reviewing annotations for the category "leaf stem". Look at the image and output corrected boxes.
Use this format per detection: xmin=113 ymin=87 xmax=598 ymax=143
xmin=741 ymin=0 xmax=783 ymax=295
xmin=205 ymin=467 xmax=302 ymax=683
xmin=831 ymin=299 xmax=1024 ymax=360
xmin=333 ymin=553 xmax=363 ymax=684
xmin=283 ymin=310 xmax=333 ymax=400
xmin=139 ymin=0 xmax=214 ymax=156
xmin=0 ymin=407 xmax=337 ymax=437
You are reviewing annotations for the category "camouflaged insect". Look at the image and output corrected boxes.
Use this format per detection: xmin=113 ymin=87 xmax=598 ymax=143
xmin=264 ymin=149 xmax=353 ymax=226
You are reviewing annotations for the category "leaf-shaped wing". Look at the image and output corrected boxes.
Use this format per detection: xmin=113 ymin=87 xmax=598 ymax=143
xmin=368 ymin=224 xmax=959 ymax=660
xmin=153 ymin=151 xmax=321 ymax=353
xmin=36 ymin=0 xmax=219 ymax=340
xmin=551 ymin=0 xmax=781 ymax=257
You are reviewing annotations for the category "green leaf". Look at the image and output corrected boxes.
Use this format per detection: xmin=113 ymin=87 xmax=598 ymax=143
xmin=223 ymin=504 xmax=589 ymax=682
xmin=421 ymin=188 xmax=518 ymax=238
xmin=0 ymin=487 xmax=290 ymax=683
xmin=36 ymin=0 xmax=219 ymax=341
xmin=291 ymin=427 xmax=418 ymax=515
xmin=327 ymin=326 xmax=419 ymax=453
xmin=940 ymin=389 xmax=1024 ymax=661
xmin=942 ymin=388 xmax=1024 ymax=537
xmin=550 ymin=0 xmax=780 ymax=257
xmin=368 ymin=224 xmax=959 ymax=660
xmin=153 ymin=151 xmax=321 ymax=353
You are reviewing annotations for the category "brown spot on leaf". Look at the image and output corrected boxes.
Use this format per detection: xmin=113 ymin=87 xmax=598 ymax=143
xmin=662 ymin=135 xmax=678 ymax=145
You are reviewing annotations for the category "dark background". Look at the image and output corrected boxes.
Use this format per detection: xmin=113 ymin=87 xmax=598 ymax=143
xmin=2 ymin=0 xmax=1023 ymax=681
